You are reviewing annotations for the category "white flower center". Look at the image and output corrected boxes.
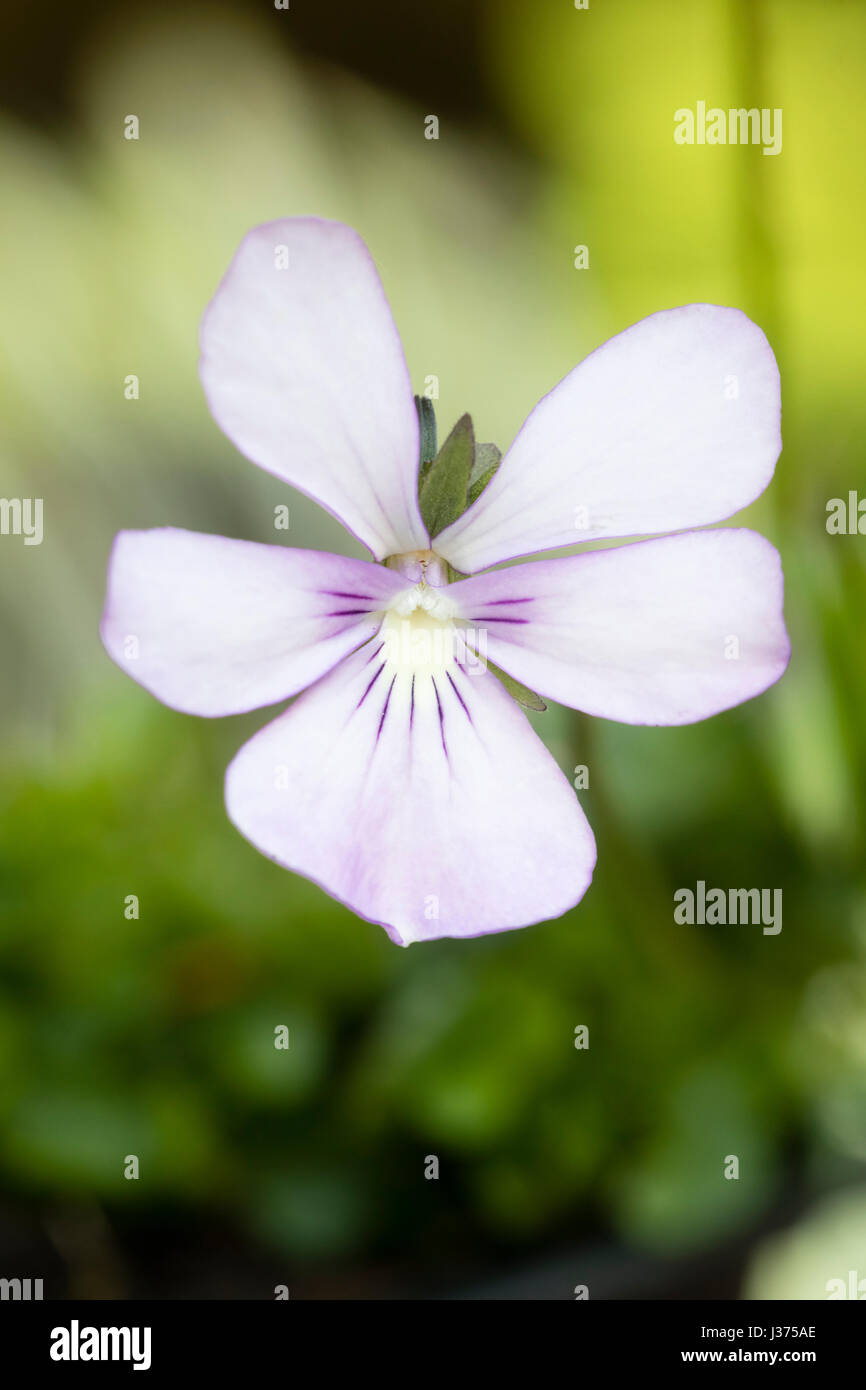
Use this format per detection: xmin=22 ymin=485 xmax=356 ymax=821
xmin=389 ymin=582 xmax=456 ymax=622
xmin=381 ymin=552 xmax=462 ymax=675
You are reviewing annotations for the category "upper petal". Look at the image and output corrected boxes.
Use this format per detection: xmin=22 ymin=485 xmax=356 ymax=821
xmin=225 ymin=621 xmax=596 ymax=944
xmin=199 ymin=218 xmax=429 ymax=560
xmin=435 ymin=305 xmax=781 ymax=573
xmin=101 ymin=527 xmax=407 ymax=716
xmin=449 ymin=529 xmax=790 ymax=725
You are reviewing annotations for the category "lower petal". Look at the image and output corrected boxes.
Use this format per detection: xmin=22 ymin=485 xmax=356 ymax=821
xmin=225 ymin=629 xmax=596 ymax=944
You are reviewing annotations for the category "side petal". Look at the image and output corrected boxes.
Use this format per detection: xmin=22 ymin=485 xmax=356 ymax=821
xmin=101 ymin=528 xmax=407 ymax=717
xmin=435 ymin=305 xmax=781 ymax=573
xmin=449 ymin=530 xmax=790 ymax=725
xmin=225 ymin=625 xmax=596 ymax=944
xmin=199 ymin=218 xmax=429 ymax=560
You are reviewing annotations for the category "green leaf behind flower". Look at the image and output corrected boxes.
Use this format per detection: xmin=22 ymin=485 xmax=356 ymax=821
xmin=467 ymin=441 xmax=502 ymax=507
xmin=414 ymin=395 xmax=438 ymax=480
xmin=419 ymin=412 xmax=475 ymax=536
xmin=485 ymin=659 xmax=547 ymax=712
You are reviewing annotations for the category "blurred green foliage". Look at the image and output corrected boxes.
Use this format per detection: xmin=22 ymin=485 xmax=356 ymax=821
xmin=1 ymin=2 xmax=865 ymax=1290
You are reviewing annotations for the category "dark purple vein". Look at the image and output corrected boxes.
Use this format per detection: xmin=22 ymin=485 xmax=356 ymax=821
xmin=446 ymin=672 xmax=473 ymax=725
xmin=319 ymin=590 xmax=375 ymax=601
xmin=479 ymin=596 xmax=534 ymax=607
xmin=357 ymin=662 xmax=385 ymax=709
xmin=376 ymin=675 xmax=397 ymax=742
xmin=430 ymin=676 xmax=448 ymax=759
xmin=472 ymin=614 xmax=530 ymax=625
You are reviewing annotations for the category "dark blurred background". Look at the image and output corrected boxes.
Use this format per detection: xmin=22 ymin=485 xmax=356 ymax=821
xmin=1 ymin=0 xmax=865 ymax=1298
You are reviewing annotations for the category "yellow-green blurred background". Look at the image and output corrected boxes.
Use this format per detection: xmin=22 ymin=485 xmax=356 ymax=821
xmin=1 ymin=0 xmax=865 ymax=1298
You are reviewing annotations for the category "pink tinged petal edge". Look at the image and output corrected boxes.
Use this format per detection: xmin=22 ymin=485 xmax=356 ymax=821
xmin=449 ymin=529 xmax=791 ymax=726
xmin=100 ymin=527 xmax=409 ymax=717
xmin=225 ymin=638 xmax=596 ymax=945
xmin=199 ymin=218 xmax=430 ymax=561
xmin=435 ymin=305 xmax=782 ymax=574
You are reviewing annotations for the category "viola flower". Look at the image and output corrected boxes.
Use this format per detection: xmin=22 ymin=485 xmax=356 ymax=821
xmin=101 ymin=218 xmax=789 ymax=946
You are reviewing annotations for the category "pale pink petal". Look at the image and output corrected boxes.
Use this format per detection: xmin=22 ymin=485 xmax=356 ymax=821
xmin=450 ymin=530 xmax=790 ymax=725
xmin=435 ymin=305 xmax=781 ymax=573
xmin=101 ymin=528 xmax=407 ymax=717
xmin=199 ymin=218 xmax=429 ymax=560
xmin=225 ymin=626 xmax=596 ymax=944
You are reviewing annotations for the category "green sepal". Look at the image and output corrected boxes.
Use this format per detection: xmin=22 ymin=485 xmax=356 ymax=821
xmin=486 ymin=659 xmax=547 ymax=712
xmin=414 ymin=395 xmax=438 ymax=480
xmin=467 ymin=442 xmax=502 ymax=506
xmin=418 ymin=412 xmax=475 ymax=537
